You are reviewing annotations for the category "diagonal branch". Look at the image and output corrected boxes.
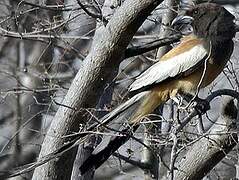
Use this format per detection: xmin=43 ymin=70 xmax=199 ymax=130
xmin=174 ymin=98 xmax=238 ymax=179
xmin=32 ymin=0 xmax=163 ymax=179
xmin=125 ymin=33 xmax=182 ymax=58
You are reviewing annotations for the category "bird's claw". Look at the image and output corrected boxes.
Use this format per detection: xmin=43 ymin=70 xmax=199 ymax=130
xmin=193 ymin=98 xmax=210 ymax=114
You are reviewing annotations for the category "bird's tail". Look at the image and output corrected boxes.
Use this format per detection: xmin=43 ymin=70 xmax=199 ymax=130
xmin=79 ymin=90 xmax=162 ymax=175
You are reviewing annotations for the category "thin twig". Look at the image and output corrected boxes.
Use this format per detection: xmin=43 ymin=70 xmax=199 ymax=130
xmin=168 ymin=133 xmax=178 ymax=180
xmin=76 ymin=0 xmax=108 ymax=24
xmin=113 ymin=153 xmax=149 ymax=170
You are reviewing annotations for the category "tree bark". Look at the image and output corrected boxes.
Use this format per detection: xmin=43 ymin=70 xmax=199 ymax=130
xmin=174 ymin=98 xmax=238 ymax=180
xmin=32 ymin=0 xmax=163 ymax=179
xmin=198 ymin=0 xmax=239 ymax=5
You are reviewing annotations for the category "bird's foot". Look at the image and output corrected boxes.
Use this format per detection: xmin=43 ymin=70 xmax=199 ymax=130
xmin=176 ymin=93 xmax=210 ymax=114
xmin=192 ymin=97 xmax=210 ymax=114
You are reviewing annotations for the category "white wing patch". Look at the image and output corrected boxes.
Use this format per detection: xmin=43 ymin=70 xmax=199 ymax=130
xmin=129 ymin=44 xmax=208 ymax=92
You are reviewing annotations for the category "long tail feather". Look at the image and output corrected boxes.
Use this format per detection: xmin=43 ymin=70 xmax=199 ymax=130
xmin=78 ymin=91 xmax=152 ymax=175
xmin=79 ymin=125 xmax=139 ymax=175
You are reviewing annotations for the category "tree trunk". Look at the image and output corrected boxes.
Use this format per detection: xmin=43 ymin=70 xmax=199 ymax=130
xmin=32 ymin=0 xmax=163 ymax=179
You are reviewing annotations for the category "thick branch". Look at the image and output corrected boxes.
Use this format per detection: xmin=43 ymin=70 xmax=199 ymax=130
xmin=32 ymin=0 xmax=163 ymax=179
xmin=174 ymin=98 xmax=238 ymax=180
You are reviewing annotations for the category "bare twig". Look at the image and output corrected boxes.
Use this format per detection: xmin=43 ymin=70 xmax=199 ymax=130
xmin=76 ymin=0 xmax=108 ymax=24
xmin=0 ymin=89 xmax=239 ymax=179
xmin=19 ymin=0 xmax=78 ymax=11
xmin=113 ymin=152 xmax=149 ymax=170
xmin=174 ymin=98 xmax=238 ymax=179
xmin=168 ymin=133 xmax=178 ymax=180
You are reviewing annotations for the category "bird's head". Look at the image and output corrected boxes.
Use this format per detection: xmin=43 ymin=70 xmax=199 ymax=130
xmin=172 ymin=3 xmax=236 ymax=41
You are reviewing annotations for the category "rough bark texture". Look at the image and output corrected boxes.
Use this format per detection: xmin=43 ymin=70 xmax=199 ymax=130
xmin=156 ymin=0 xmax=177 ymax=59
xmin=198 ymin=0 xmax=239 ymax=5
xmin=71 ymin=0 xmax=116 ymax=178
xmin=32 ymin=0 xmax=163 ymax=179
xmin=174 ymin=98 xmax=238 ymax=180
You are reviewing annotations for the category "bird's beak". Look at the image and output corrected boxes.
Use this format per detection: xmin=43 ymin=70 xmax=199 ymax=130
xmin=171 ymin=15 xmax=194 ymax=27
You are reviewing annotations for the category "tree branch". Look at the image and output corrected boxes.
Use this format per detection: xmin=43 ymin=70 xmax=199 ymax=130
xmin=198 ymin=0 xmax=239 ymax=5
xmin=125 ymin=33 xmax=182 ymax=58
xmin=174 ymin=98 xmax=238 ymax=180
xmin=31 ymin=0 xmax=163 ymax=179
xmin=76 ymin=0 xmax=108 ymax=24
xmin=113 ymin=152 xmax=149 ymax=170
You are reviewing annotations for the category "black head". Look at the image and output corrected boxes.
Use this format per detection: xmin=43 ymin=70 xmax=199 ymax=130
xmin=173 ymin=3 xmax=235 ymax=41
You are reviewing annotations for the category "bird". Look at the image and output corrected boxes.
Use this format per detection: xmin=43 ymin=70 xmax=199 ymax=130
xmin=79 ymin=3 xmax=236 ymax=175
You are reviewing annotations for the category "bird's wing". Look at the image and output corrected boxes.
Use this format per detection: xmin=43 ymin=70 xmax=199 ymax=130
xmin=129 ymin=39 xmax=208 ymax=92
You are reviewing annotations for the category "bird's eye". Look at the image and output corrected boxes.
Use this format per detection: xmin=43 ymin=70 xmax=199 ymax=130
xmin=193 ymin=10 xmax=198 ymax=14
